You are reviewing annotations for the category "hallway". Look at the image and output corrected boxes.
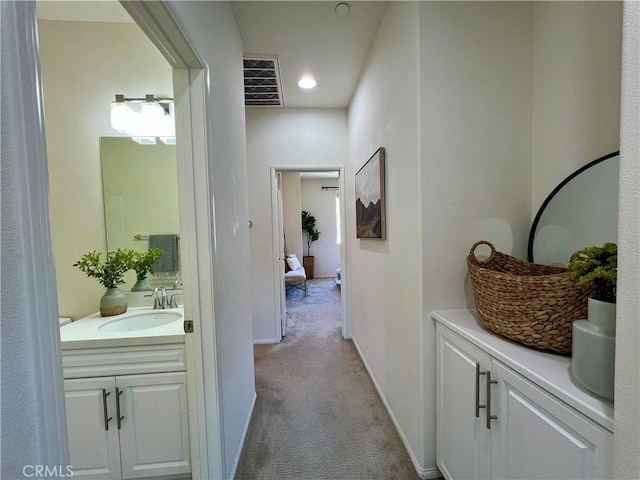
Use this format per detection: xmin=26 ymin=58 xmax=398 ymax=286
xmin=235 ymin=279 xmax=419 ymax=479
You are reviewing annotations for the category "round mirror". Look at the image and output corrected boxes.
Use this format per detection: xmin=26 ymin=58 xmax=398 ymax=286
xmin=528 ymin=152 xmax=619 ymax=266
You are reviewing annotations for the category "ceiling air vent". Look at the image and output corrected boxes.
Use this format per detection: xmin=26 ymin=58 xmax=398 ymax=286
xmin=243 ymin=57 xmax=283 ymax=107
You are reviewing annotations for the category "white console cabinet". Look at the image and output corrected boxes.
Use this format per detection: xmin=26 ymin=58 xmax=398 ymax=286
xmin=434 ymin=310 xmax=613 ymax=480
xmin=62 ymin=344 xmax=190 ymax=480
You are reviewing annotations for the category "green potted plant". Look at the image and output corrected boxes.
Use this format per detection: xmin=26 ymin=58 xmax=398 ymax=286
xmin=130 ymin=248 xmax=164 ymax=292
xmin=567 ymin=242 xmax=617 ymax=400
xmin=301 ymin=210 xmax=321 ymax=279
xmin=73 ymin=249 xmax=134 ymax=316
xmin=568 ymin=242 xmax=617 ymax=304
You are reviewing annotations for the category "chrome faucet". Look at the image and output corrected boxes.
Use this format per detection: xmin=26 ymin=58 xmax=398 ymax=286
xmin=169 ymin=293 xmax=183 ymax=308
xmin=172 ymin=278 xmax=183 ymax=290
xmin=151 ymin=286 xmax=168 ymax=309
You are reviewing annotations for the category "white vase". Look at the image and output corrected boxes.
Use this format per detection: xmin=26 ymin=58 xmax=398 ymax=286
xmin=571 ymin=298 xmax=616 ymax=401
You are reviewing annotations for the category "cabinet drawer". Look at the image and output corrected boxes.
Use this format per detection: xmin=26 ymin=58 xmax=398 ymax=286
xmin=63 ymin=344 xmax=186 ymax=378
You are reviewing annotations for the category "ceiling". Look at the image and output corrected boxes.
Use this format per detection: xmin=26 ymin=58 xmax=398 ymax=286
xmin=36 ymin=0 xmax=388 ymax=109
xmin=231 ymin=2 xmax=387 ymax=108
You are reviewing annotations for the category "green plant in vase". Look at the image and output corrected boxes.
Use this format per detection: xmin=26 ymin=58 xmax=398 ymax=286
xmin=73 ymin=249 xmax=134 ymax=317
xmin=568 ymin=242 xmax=617 ymax=304
xmin=301 ymin=210 xmax=321 ymax=279
xmin=301 ymin=210 xmax=321 ymax=256
xmin=130 ymin=248 xmax=164 ymax=292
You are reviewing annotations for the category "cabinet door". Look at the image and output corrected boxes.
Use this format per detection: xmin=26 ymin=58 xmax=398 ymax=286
xmin=116 ymin=372 xmax=191 ymax=479
xmin=64 ymin=378 xmax=121 ymax=479
xmin=490 ymin=361 xmax=613 ymax=479
xmin=436 ymin=325 xmax=492 ymax=480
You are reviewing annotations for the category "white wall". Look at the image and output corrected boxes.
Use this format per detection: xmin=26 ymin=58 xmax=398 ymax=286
xmin=614 ymin=2 xmax=640 ymax=477
xmin=301 ymin=178 xmax=340 ymax=277
xmin=348 ymin=1 xmax=425 ymax=473
xmin=419 ymin=2 xmax=534 ymax=471
xmin=282 ymin=171 xmax=303 ymax=261
xmin=38 ymin=20 xmax=173 ymax=319
xmin=169 ymin=2 xmax=256 ymax=477
xmin=1 ymin=3 xmax=68 ymax=476
xmin=349 ymin=2 xmax=534 ymax=476
xmin=246 ymin=108 xmax=347 ymax=343
xmin=532 ymin=2 xmax=623 ymax=211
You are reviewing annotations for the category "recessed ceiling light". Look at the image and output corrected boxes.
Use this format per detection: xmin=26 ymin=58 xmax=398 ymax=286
xmin=335 ymin=3 xmax=350 ymax=16
xmin=298 ymin=76 xmax=317 ymax=89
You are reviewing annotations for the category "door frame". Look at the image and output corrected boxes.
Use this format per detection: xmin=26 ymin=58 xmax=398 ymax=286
xmin=118 ymin=2 xmax=222 ymax=478
xmin=270 ymin=165 xmax=350 ymax=339
xmin=273 ymin=172 xmax=288 ymax=337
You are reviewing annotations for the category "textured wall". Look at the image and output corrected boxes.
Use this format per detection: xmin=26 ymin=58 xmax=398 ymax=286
xmin=301 ymin=178 xmax=341 ymax=277
xmin=246 ymin=108 xmax=347 ymax=343
xmin=348 ymin=2 xmax=425 ymax=473
xmin=614 ymin=2 xmax=640 ymax=477
xmin=169 ymin=2 xmax=256 ymax=476
xmin=532 ymin=2 xmax=623 ymax=212
xmin=1 ymin=2 xmax=68 ymax=477
xmin=282 ymin=172 xmax=303 ymax=261
xmin=38 ymin=20 xmax=172 ymax=319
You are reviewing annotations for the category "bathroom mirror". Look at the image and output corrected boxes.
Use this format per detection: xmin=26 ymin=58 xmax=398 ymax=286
xmin=528 ymin=152 xmax=619 ymax=266
xmin=100 ymin=137 xmax=180 ymax=290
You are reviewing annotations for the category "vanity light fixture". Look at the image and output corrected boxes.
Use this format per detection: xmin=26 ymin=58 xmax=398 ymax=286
xmin=298 ymin=76 xmax=317 ymax=89
xmin=110 ymin=94 xmax=175 ymax=137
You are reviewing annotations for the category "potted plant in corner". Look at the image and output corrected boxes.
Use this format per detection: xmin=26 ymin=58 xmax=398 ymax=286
xmin=74 ymin=249 xmax=134 ymax=317
xmin=130 ymin=248 xmax=164 ymax=292
xmin=567 ymin=242 xmax=617 ymax=400
xmin=301 ymin=210 xmax=321 ymax=279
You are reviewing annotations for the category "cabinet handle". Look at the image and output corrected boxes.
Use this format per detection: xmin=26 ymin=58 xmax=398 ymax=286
xmin=116 ymin=387 xmax=124 ymax=430
xmin=102 ymin=389 xmax=112 ymax=431
xmin=475 ymin=363 xmax=486 ymax=418
xmin=486 ymin=370 xmax=498 ymax=429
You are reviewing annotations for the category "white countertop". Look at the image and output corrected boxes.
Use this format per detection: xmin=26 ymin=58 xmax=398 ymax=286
xmin=61 ymin=306 xmax=185 ymax=350
xmin=431 ymin=309 xmax=614 ymax=432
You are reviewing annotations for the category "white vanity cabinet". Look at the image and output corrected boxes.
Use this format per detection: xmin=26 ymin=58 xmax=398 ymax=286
xmin=62 ymin=343 xmax=190 ymax=480
xmin=434 ymin=310 xmax=613 ymax=480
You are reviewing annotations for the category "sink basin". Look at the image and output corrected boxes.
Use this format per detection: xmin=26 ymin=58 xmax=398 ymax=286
xmin=99 ymin=310 xmax=182 ymax=333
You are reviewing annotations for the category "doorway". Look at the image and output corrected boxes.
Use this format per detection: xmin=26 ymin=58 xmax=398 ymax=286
xmin=34 ymin=2 xmax=219 ymax=478
xmin=271 ymin=166 xmax=349 ymax=340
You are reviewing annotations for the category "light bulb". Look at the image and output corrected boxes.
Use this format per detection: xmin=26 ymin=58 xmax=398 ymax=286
xmin=298 ymin=76 xmax=317 ymax=89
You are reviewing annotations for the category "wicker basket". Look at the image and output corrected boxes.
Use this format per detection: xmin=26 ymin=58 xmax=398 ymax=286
xmin=466 ymin=241 xmax=589 ymax=354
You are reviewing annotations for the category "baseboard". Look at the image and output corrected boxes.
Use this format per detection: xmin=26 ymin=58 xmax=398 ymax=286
xmin=228 ymin=392 xmax=257 ymax=480
xmin=420 ymin=466 xmax=442 ymax=479
xmin=310 ymin=275 xmax=337 ymax=279
xmin=253 ymin=337 xmax=279 ymax=345
xmin=352 ymin=339 xmax=437 ymax=480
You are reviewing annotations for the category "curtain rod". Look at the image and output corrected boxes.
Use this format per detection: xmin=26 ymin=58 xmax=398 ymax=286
xmin=322 ymin=186 xmax=339 ymax=190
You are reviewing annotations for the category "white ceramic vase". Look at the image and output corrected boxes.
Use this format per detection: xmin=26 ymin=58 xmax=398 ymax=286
xmin=571 ymin=298 xmax=616 ymax=401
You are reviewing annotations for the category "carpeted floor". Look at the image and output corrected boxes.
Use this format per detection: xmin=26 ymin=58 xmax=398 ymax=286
xmin=235 ymin=278 xmax=420 ymax=480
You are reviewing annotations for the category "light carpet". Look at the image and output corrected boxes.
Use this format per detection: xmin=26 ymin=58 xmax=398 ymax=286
xmin=235 ymin=279 xmax=419 ymax=480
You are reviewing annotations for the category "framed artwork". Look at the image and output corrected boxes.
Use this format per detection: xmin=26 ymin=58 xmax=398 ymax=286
xmin=355 ymin=147 xmax=386 ymax=239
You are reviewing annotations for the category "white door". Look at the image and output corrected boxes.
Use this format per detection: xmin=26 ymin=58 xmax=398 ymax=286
xmin=275 ymin=170 xmax=287 ymax=337
xmin=64 ymin=378 xmax=121 ymax=479
xmin=491 ymin=361 xmax=612 ymax=479
xmin=116 ymin=372 xmax=191 ymax=479
xmin=436 ymin=325 xmax=492 ymax=480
